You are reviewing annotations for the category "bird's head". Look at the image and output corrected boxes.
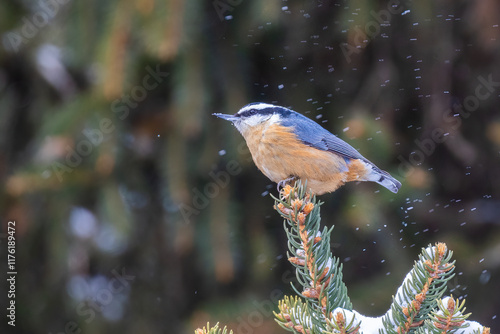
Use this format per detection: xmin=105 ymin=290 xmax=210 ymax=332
xmin=213 ymin=103 xmax=291 ymax=134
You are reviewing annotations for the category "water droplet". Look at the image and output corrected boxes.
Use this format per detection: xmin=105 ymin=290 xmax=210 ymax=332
xmin=479 ymin=270 xmax=491 ymax=284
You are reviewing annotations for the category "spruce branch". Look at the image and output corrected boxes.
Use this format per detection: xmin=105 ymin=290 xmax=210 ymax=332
xmin=425 ymin=296 xmax=470 ymax=333
xmin=194 ymin=322 xmax=233 ymax=334
xmin=272 ymin=182 xmax=351 ymax=332
xmin=275 ymin=295 xmax=315 ymax=334
xmin=472 ymin=327 xmax=491 ymax=334
xmin=325 ymin=309 xmax=362 ymax=334
xmin=381 ymin=243 xmax=456 ymax=333
xmin=195 ymin=182 xmax=491 ymax=334
xmin=271 ymin=181 xmax=490 ymax=334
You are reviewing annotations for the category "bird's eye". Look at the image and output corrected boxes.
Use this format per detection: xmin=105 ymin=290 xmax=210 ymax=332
xmin=237 ymin=109 xmax=257 ymax=117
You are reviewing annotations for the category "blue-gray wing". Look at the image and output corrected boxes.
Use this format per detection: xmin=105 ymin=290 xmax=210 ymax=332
xmin=280 ymin=109 xmax=401 ymax=193
xmin=281 ymin=112 xmax=366 ymax=160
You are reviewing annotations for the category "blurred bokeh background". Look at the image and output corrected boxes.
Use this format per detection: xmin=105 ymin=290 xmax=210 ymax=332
xmin=1 ymin=0 xmax=499 ymax=333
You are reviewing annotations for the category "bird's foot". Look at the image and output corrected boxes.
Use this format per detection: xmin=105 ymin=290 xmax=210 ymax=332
xmin=277 ymin=176 xmax=298 ymax=192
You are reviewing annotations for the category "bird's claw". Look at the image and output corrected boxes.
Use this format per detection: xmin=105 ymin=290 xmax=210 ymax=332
xmin=277 ymin=176 xmax=298 ymax=191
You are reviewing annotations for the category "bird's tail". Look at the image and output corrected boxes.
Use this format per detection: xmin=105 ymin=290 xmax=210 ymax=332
xmin=375 ymin=172 xmax=401 ymax=193
xmin=363 ymin=163 xmax=401 ymax=193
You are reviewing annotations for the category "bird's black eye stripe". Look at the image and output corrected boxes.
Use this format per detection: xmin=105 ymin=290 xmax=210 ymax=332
xmin=237 ymin=109 xmax=257 ymax=117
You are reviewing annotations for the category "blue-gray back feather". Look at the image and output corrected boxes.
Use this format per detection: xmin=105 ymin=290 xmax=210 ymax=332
xmin=280 ymin=109 xmax=396 ymax=180
xmin=280 ymin=111 xmax=366 ymax=161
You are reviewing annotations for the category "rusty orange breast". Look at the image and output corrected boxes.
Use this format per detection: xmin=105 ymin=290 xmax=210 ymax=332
xmin=241 ymin=122 xmax=350 ymax=186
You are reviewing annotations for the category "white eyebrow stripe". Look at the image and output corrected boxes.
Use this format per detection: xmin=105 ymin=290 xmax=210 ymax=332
xmin=237 ymin=103 xmax=276 ymax=114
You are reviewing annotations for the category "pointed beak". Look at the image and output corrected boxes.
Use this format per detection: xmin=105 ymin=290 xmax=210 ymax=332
xmin=213 ymin=113 xmax=239 ymax=122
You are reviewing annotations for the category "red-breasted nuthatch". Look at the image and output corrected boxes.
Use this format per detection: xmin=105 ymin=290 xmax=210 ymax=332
xmin=214 ymin=103 xmax=401 ymax=195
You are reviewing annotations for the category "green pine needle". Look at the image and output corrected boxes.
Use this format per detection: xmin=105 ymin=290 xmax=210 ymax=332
xmin=194 ymin=322 xmax=233 ymax=334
